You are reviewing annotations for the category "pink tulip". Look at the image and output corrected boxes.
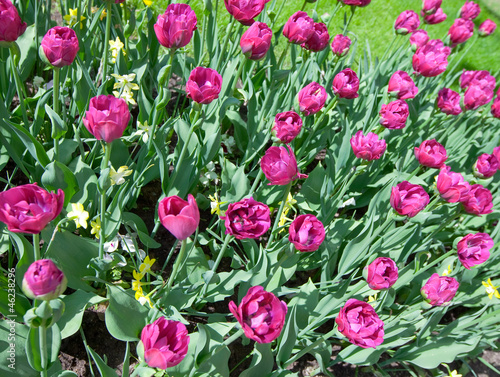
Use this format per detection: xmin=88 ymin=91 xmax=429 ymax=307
xmin=260 ymin=145 xmax=308 ymax=185
xmin=288 ymin=214 xmax=325 ymax=252
xmin=394 ymin=10 xmax=420 ymax=35
xmin=461 ymin=184 xmax=493 ymax=215
xmin=332 ymin=68 xmax=359 ymax=99
xmin=464 ymin=82 xmax=495 ymax=111
xmin=364 ymin=257 xmax=398 ymax=290
xmin=460 ymin=1 xmax=480 ymax=20
xmin=388 ymin=71 xmax=418 ymax=100
xmin=221 ymin=198 xmax=271 ymax=239
xmin=297 ymin=82 xmax=327 ymax=116
xmin=158 ymin=194 xmax=200 ymax=240
xmin=473 ymin=153 xmax=499 ymax=179
xmin=301 ymin=22 xmax=329 ymax=52
xmin=412 ymin=39 xmax=451 ymax=77
xmin=448 ymin=18 xmax=474 ymax=47
xmin=0 ymin=0 xmax=27 ymax=43
xmin=457 ymin=233 xmax=493 ymax=269
xmin=240 ymin=22 xmax=272 ymax=60
xmin=390 ymin=181 xmax=429 ymax=218
xmin=350 ymin=130 xmax=387 ymax=161
xmin=436 ymin=166 xmax=470 ymax=203
xmin=272 ymin=111 xmax=303 ymax=144
xmin=41 ymin=26 xmax=79 ymax=68
xmin=422 ymin=8 xmax=447 ymax=25
xmin=493 ymin=146 xmax=500 ymax=163
xmin=479 ymin=19 xmax=496 ymax=36
xmin=421 ymin=274 xmax=459 ymax=306
xmin=459 ymin=70 xmax=495 ymax=90
xmin=185 ymin=67 xmax=222 ymax=104
xmin=154 ymin=3 xmax=197 ymax=49
xmin=492 ymin=97 xmax=500 ymax=119
xmin=339 ymin=0 xmax=371 ymax=6
xmin=409 ymin=30 xmax=429 ymax=50
xmin=283 ymin=11 xmax=315 ymax=45
xmin=331 ymin=34 xmax=352 ymax=57
xmin=224 ymin=0 xmax=270 ymax=26
xmin=422 ymin=0 xmax=442 ymax=15
xmin=379 ymin=100 xmax=409 ymax=130
xmin=22 ymin=259 xmax=67 ymax=301
xmin=436 ymin=88 xmax=462 ymax=115
xmin=414 ymin=139 xmax=447 ymax=168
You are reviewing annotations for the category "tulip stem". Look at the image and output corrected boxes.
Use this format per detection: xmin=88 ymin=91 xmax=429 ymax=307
xmin=164 ymin=239 xmax=187 ymax=294
xmin=199 ymin=234 xmax=233 ymax=299
xmin=326 ymin=2 xmax=343 ymax=29
xmin=9 ymin=44 xmax=30 ymax=128
xmin=39 ymin=325 xmax=48 ymax=377
xmin=33 ymin=233 xmax=41 ymax=261
xmin=266 ymin=181 xmax=292 ymax=249
xmin=98 ymin=143 xmax=112 ymax=261
xmin=248 ymin=170 xmax=264 ymax=196
xmin=230 ymin=56 xmax=246 ymax=97
xmin=53 ymin=68 xmax=60 ymax=161
xmin=284 ymin=327 xmax=338 ymax=368
xmin=342 ymin=6 xmax=356 ymax=34
xmin=217 ymin=16 xmax=237 ymax=71
xmin=446 ymin=34 xmax=477 ymax=79
xmin=277 ymin=42 xmax=290 ymax=69
xmin=101 ymin=0 xmax=113 ymax=85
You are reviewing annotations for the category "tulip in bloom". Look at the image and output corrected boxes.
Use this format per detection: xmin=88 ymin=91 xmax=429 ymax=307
xmin=22 ymin=259 xmax=67 ymax=301
xmin=461 ymin=184 xmax=493 ymax=215
xmin=414 ymin=139 xmax=447 ymax=168
xmin=379 ymin=100 xmax=409 ymax=130
xmin=421 ymin=274 xmax=459 ymax=306
xmin=331 ymin=34 xmax=351 ymax=57
xmin=339 ymin=0 xmax=371 ymax=6
xmin=0 ymin=183 xmax=64 ymax=234
xmin=350 ymin=130 xmax=387 ymax=161
xmin=83 ymin=95 xmax=131 ymax=143
xmin=140 ymin=317 xmax=190 ymax=369
xmin=185 ymin=67 xmax=222 ymax=104
xmin=158 ymin=194 xmax=199 ymax=240
xmin=394 ymin=10 xmax=420 ymax=35
xmin=464 ymin=84 xmax=495 ymax=111
xmin=260 ymin=145 xmax=308 ymax=185
xmin=412 ymin=39 xmax=451 ymax=77
xmin=229 ymin=286 xmax=287 ymax=343
xmin=283 ymin=11 xmax=315 ymax=45
xmin=388 ymin=71 xmax=418 ymax=100
xmin=240 ymin=22 xmax=272 ymax=60
xmin=493 ymin=146 xmax=500 ymax=163
xmin=336 ymin=299 xmax=384 ymax=348
xmin=473 ymin=153 xmax=499 ymax=179
xmin=460 ymin=1 xmax=480 ymax=20
xmin=479 ymin=19 xmax=496 ymax=36
xmin=332 ymin=68 xmax=359 ymax=99
xmin=422 ymin=8 xmax=447 ymax=24
xmin=437 ymin=88 xmax=462 ymax=115
xmin=301 ymin=22 xmax=329 ymax=52
xmin=436 ymin=166 xmax=470 ymax=203
xmin=409 ymin=30 xmax=429 ymax=50
xmin=390 ymin=181 xmax=430 ymax=218
xmin=364 ymin=257 xmax=398 ymax=290
xmin=0 ymin=0 xmax=27 ymax=43
xmin=459 ymin=70 xmax=495 ymax=90
xmin=448 ymin=18 xmax=474 ymax=47
xmin=272 ymin=111 xmax=303 ymax=144
xmin=221 ymin=197 xmax=270 ymax=239
xmin=422 ymin=0 xmax=442 ymax=15
xmin=492 ymin=98 xmax=500 ymax=119
xmin=457 ymin=233 xmax=493 ymax=270
xmin=41 ymin=26 xmax=79 ymax=68
xmin=288 ymin=214 xmax=325 ymax=252
xmin=154 ymin=3 xmax=197 ymax=49
xmin=297 ymin=82 xmax=327 ymax=116
xmin=224 ymin=0 xmax=269 ymax=26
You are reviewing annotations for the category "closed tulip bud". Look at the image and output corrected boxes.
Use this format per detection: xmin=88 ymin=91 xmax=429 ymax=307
xmin=422 ymin=8 xmax=447 ymax=24
xmin=301 ymin=22 xmax=329 ymax=52
xmin=473 ymin=153 xmax=499 ymax=179
xmin=224 ymin=0 xmax=269 ymax=26
xmin=390 ymin=181 xmax=430 ymax=218
xmin=437 ymin=88 xmax=462 ymax=115
xmin=185 ymin=67 xmax=222 ymax=104
xmin=158 ymin=194 xmax=200 ymax=240
xmin=460 ymin=1 xmax=480 ymax=20
xmin=0 ymin=0 xmax=27 ymax=44
xmin=336 ymin=299 xmax=384 ymax=349
xmin=140 ymin=318 xmax=190 ymax=369
xmin=461 ymin=184 xmax=493 ymax=215
xmin=421 ymin=274 xmax=459 ymax=306
xmin=388 ymin=70 xmax=418 ymax=100
xmin=154 ymin=4 xmax=197 ymax=49
xmin=22 ymin=259 xmax=67 ymax=301
xmin=436 ymin=166 xmax=471 ymax=203
xmin=448 ymin=18 xmax=474 ymax=47
xmin=492 ymin=98 xmax=500 ymax=119
xmin=41 ymin=26 xmax=79 ymax=68
xmin=464 ymin=83 xmax=495 ymax=111
xmin=409 ymin=30 xmax=429 ymax=50
xmin=422 ymin=0 xmax=442 ymax=15
xmin=297 ymin=82 xmax=327 ymax=116
xmin=339 ymin=0 xmax=371 ymax=6
xmin=272 ymin=111 xmax=303 ymax=144
xmin=478 ymin=19 xmax=496 ymax=36
xmin=394 ymin=10 xmax=420 ymax=35
xmin=414 ymin=139 xmax=447 ymax=168
xmin=229 ymin=286 xmax=287 ymax=343
xmin=412 ymin=39 xmax=450 ymax=77
xmin=331 ymin=34 xmax=352 ymax=57
xmin=457 ymin=233 xmax=493 ymax=270
xmin=83 ymin=95 xmax=131 ymax=143
xmin=0 ymin=183 xmax=64 ymax=234
xmin=364 ymin=257 xmax=398 ymax=290
xmin=379 ymin=100 xmax=409 ymax=130
xmin=261 ymin=145 xmax=308 ymax=185
xmin=288 ymin=214 xmax=325 ymax=252
xmin=221 ymin=198 xmax=271 ymax=239
xmin=240 ymin=22 xmax=272 ymax=60
xmin=332 ymin=68 xmax=359 ymax=99
xmin=283 ymin=11 xmax=315 ymax=45
xmin=350 ymin=130 xmax=387 ymax=161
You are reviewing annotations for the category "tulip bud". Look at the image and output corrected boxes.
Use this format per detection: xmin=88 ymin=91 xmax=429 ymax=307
xmin=301 ymin=22 xmax=329 ymax=52
xmin=379 ymin=99 xmax=409 ymax=130
xmin=330 ymin=34 xmax=352 ymax=57
xmin=478 ymin=19 xmax=496 ymax=36
xmin=388 ymin=71 xmax=418 ymax=100
xmin=422 ymin=0 xmax=442 ymax=16
xmin=185 ymin=67 xmax=223 ymax=105
xmin=332 ymin=68 xmax=359 ymax=99
xmin=40 ymin=26 xmax=79 ymax=68
xmin=339 ymin=0 xmax=371 ymax=6
xmin=0 ymin=0 xmax=27 ymax=45
xmin=272 ymin=111 xmax=303 ymax=144
xmin=260 ymin=145 xmax=308 ymax=185
xmin=422 ymin=8 xmax=447 ymax=24
xmin=394 ymin=10 xmax=420 ymax=35
xmin=283 ymin=11 xmax=315 ymax=45
xmin=288 ymin=214 xmax=325 ymax=252
xmin=457 ymin=233 xmax=493 ymax=270
xmin=460 ymin=1 xmax=480 ymax=20
xmin=436 ymin=88 xmax=462 ymax=115
xmin=224 ymin=0 xmax=269 ymax=26
xmin=409 ymin=30 xmax=429 ymax=50
xmin=390 ymin=181 xmax=429 ymax=218
xmin=297 ymin=82 xmax=327 ymax=116
xmin=448 ymin=18 xmax=474 ymax=47
xmin=473 ymin=153 xmax=499 ymax=179
xmin=350 ymin=130 xmax=387 ymax=161
xmin=414 ymin=139 xmax=447 ymax=168
xmin=364 ymin=257 xmax=398 ymax=290
xmin=158 ymin=194 xmax=200 ymax=240
xmin=421 ymin=274 xmax=459 ymax=306
xmin=22 ymin=260 xmax=67 ymax=301
xmin=240 ymin=22 xmax=272 ymax=60
xmin=154 ymin=3 xmax=197 ymax=49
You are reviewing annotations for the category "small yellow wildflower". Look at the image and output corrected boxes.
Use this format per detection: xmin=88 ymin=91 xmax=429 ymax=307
xmin=132 ymin=270 xmax=144 ymax=290
xmin=139 ymin=256 xmax=156 ymax=275
xmin=113 ymin=89 xmax=136 ymax=105
xmin=63 ymin=8 xmax=86 ymax=29
xmin=209 ymin=193 xmax=227 ymax=216
xmin=143 ymin=0 xmax=153 ymax=6
xmin=67 ymin=203 xmax=89 ymax=229
xmin=111 ymin=73 xmax=139 ymax=92
xmin=482 ymin=278 xmax=500 ymax=300
xmin=91 ymin=6 xmax=106 ymax=20
xmin=368 ymin=293 xmax=378 ymax=302
xmin=449 ymin=371 xmax=462 ymax=377
xmin=442 ymin=264 xmax=452 ymax=276
xmin=278 ymin=193 xmax=297 ymax=232
xmin=109 ymin=37 xmax=125 ymax=63
xmin=90 ymin=217 xmax=101 ymax=239
xmin=135 ymin=289 xmax=153 ymax=308
xmin=109 ymin=165 xmax=133 ymax=185
xmin=134 ymin=121 xmax=151 ymax=143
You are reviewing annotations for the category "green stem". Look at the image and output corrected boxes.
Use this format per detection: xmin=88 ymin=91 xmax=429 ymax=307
xmin=102 ymin=0 xmax=113 ymax=85
xmin=286 ymin=327 xmax=337 ymax=367
xmin=9 ymin=45 xmax=30 ymax=128
xmin=159 ymin=238 xmax=179 ymax=275
xmin=230 ymin=56 xmax=246 ymax=96
xmin=266 ymin=182 xmax=292 ymax=248
xmin=39 ymin=325 xmax=48 ymax=377
xmin=248 ymin=170 xmax=264 ymax=197
xmin=53 ymin=68 xmax=60 ymax=161
xmin=342 ymin=6 xmax=356 ymax=34
xmin=200 ymin=234 xmax=233 ymax=299
xmin=277 ymin=42 xmax=290 ymax=69
xmin=165 ymin=239 xmax=188 ymax=294
xmin=324 ymin=165 xmax=360 ymax=223
xmin=33 ymin=233 xmax=40 ymax=261
xmin=412 ymin=249 xmax=455 ymax=280
xmin=326 ymin=2 xmax=343 ymax=29
xmin=446 ymin=35 xmax=477 ymax=79
xmin=217 ymin=16 xmax=237 ymax=71
xmin=98 ymin=143 xmax=112 ymax=260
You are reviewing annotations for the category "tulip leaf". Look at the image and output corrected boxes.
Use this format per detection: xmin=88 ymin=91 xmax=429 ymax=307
xmin=44 ymin=104 xmax=67 ymax=140
xmin=41 ymin=161 xmax=79 ymax=206
xmin=240 ymin=342 xmax=274 ymax=377
xmin=276 ymin=304 xmax=298 ymax=367
xmin=26 ymin=324 xmax=61 ymax=372
xmin=86 ymin=346 xmax=119 ymax=377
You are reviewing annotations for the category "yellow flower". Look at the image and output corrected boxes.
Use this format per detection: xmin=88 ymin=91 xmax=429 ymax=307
xmin=109 ymin=37 xmax=125 ymax=63
xmin=109 ymin=165 xmax=133 ymax=185
xmin=209 ymin=193 xmax=226 ymax=216
xmin=442 ymin=264 xmax=452 ymax=276
xmin=449 ymin=371 xmax=462 ymax=377
xmin=134 ymin=121 xmax=151 ymax=143
xmin=111 ymin=73 xmax=139 ymax=92
xmin=67 ymin=203 xmax=89 ymax=229
xmin=132 ymin=270 xmax=144 ymax=291
xmin=135 ymin=289 xmax=153 ymax=308
xmin=368 ymin=293 xmax=378 ymax=302
xmin=277 ymin=193 xmax=296 ymax=233
xmin=91 ymin=6 xmax=106 ymax=20
xmin=139 ymin=256 xmax=156 ymax=275
xmin=63 ymin=8 xmax=86 ymax=29
xmin=113 ymin=89 xmax=136 ymax=105
xmin=482 ymin=278 xmax=500 ymax=300
xmin=143 ymin=0 xmax=153 ymax=6
xmin=90 ymin=217 xmax=101 ymax=239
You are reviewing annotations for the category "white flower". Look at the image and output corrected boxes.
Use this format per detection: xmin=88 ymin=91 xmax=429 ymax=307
xmin=134 ymin=121 xmax=151 ymax=143
xmin=109 ymin=165 xmax=133 ymax=185
xmin=104 ymin=236 xmax=120 ymax=253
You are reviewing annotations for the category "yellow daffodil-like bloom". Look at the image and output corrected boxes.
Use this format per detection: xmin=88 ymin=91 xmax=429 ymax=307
xmin=209 ymin=193 xmax=227 ymax=216
xmin=135 ymin=288 xmax=153 ymax=308
xmin=90 ymin=217 xmax=101 ymax=239
xmin=109 ymin=37 xmax=125 ymax=63
xmin=482 ymin=278 xmax=500 ymax=300
xmin=442 ymin=264 xmax=453 ymax=276
xmin=143 ymin=0 xmax=153 ymax=6
xmin=132 ymin=270 xmax=145 ymax=291
xmin=109 ymin=165 xmax=133 ymax=185
xmin=67 ymin=203 xmax=89 ymax=229
xmin=91 ymin=6 xmax=107 ymax=20
xmin=139 ymin=256 xmax=156 ymax=275
xmin=134 ymin=121 xmax=151 ymax=143
xmin=449 ymin=371 xmax=462 ymax=377
xmin=111 ymin=73 xmax=139 ymax=92
xmin=63 ymin=8 xmax=86 ymax=29
xmin=368 ymin=293 xmax=378 ymax=302
xmin=113 ymin=89 xmax=136 ymax=105
xmin=278 ymin=193 xmax=297 ymax=232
